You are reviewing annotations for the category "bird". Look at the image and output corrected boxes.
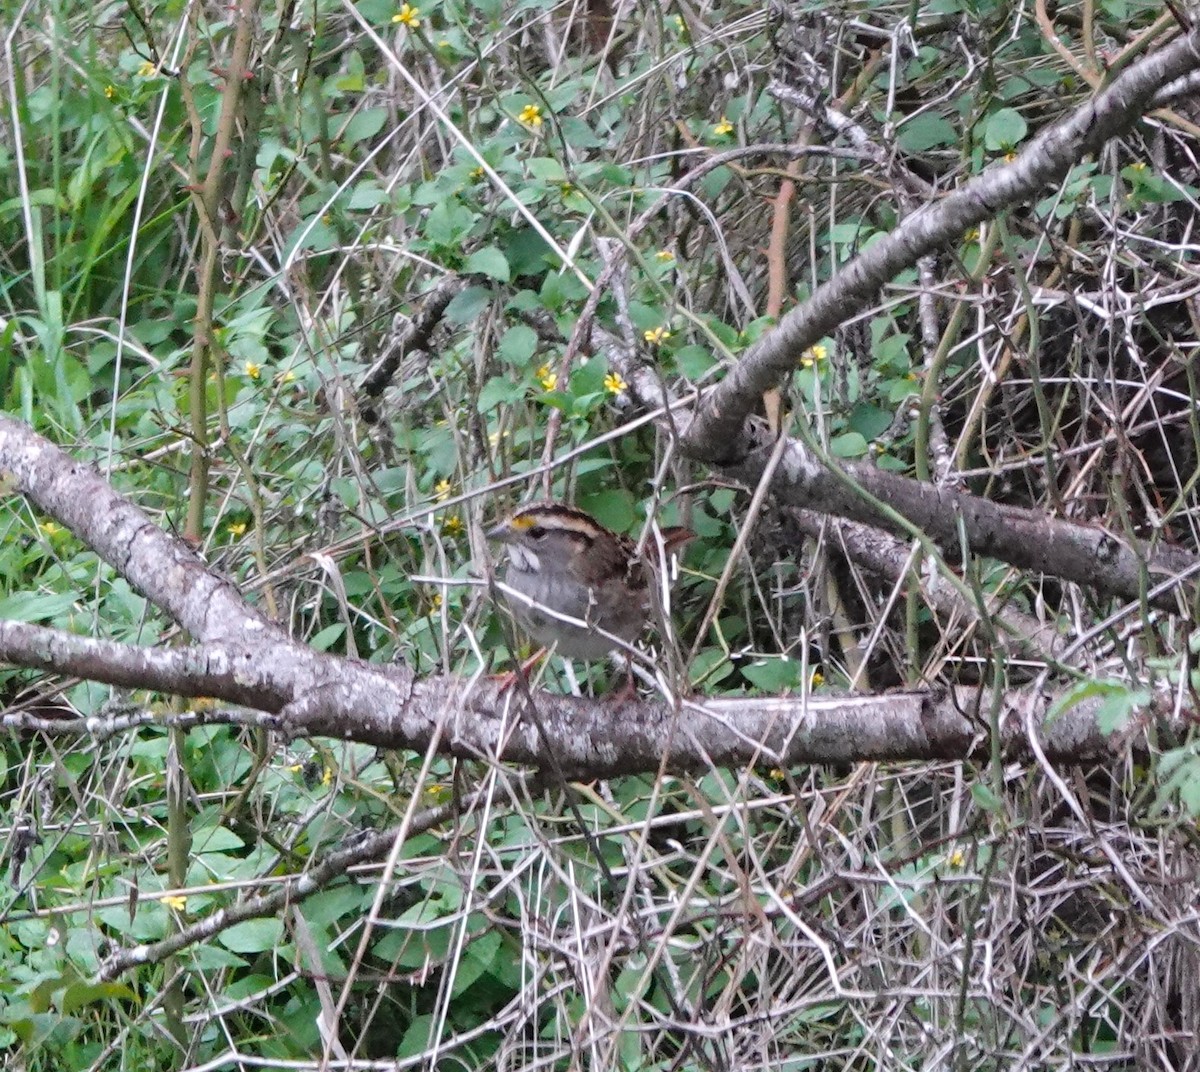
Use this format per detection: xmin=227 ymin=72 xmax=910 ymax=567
xmin=485 ymin=500 xmax=692 ymax=687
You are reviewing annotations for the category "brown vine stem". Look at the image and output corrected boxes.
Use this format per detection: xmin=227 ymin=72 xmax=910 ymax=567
xmin=184 ymin=0 xmax=258 ymax=543
xmin=174 ymin=0 xmax=260 ymax=1055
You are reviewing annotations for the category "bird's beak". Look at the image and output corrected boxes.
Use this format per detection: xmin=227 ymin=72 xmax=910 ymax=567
xmin=485 ymin=520 xmax=512 ymax=543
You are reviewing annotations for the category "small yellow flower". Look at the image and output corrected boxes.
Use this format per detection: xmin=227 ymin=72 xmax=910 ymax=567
xmin=488 ymin=429 xmax=510 ymax=448
xmin=713 ymin=117 xmax=734 ymax=137
xmin=604 ymin=372 xmax=628 ymax=394
xmin=321 ymin=766 xmax=333 ymax=787
xmin=392 ymin=3 xmax=420 ymax=27
xmin=424 ymin=783 xmax=452 ymax=801
xmin=519 ymin=104 xmax=543 ymax=128
xmin=643 ymin=327 xmax=672 ymax=345
xmin=948 ymin=849 xmax=966 ymax=867
xmin=276 ymin=369 xmax=296 ymax=384
xmin=536 ymin=364 xmax=558 ymax=390
xmin=287 ymin=763 xmax=304 ymax=773
xmin=963 ymin=228 xmax=980 ymax=242
xmin=434 ymin=478 xmax=453 ymax=502
xmin=810 ymin=670 xmax=824 ymax=688
xmin=104 ymin=85 xmax=116 ymax=99
xmin=428 ymin=593 xmax=443 ymax=612
xmin=1129 ymin=161 xmax=1147 ymax=172
xmin=559 ymin=182 xmax=574 ymax=197
xmin=438 ymin=38 xmax=451 ymax=50
xmin=1004 ymin=150 xmax=1017 ymax=163
xmin=655 ymin=250 xmax=674 ymax=261
xmin=160 ymin=895 xmax=188 ymax=911
xmin=39 ymin=521 xmax=61 ymax=537
xmin=442 ymin=514 xmax=464 ymax=536
xmin=768 ymin=768 xmax=786 ymax=781
xmin=244 ymin=361 xmax=261 ymax=380
xmin=800 ymin=344 xmax=827 ymax=369
xmin=470 ymin=166 xmax=485 ymax=181
xmin=137 ymin=60 xmax=157 ymax=78
xmin=227 ymin=521 xmax=247 ymax=536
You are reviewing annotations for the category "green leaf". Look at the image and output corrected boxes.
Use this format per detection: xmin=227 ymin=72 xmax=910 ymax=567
xmin=873 ymin=332 xmax=911 ymax=372
xmin=5 ymin=1013 xmax=69 ymax=1048
xmin=302 ymin=886 xmax=371 ymax=928
xmin=849 ymin=403 xmax=894 ymax=441
xmin=0 ymin=589 xmax=83 ymax=624
xmin=970 ymin=783 xmax=1004 ymax=813
xmin=497 ymin=323 xmax=537 ymax=365
xmin=984 ymin=108 xmax=1028 ymax=151
xmin=1179 ymin=772 xmax=1200 ymax=817
xmin=690 ymin=648 xmax=734 ymax=689
xmin=740 ymin=316 xmax=777 ymax=345
xmin=333 ymin=72 xmax=364 ymax=93
xmin=577 ymin=489 xmax=636 ymax=535
xmin=339 ymin=107 xmax=388 ymax=145
xmin=1156 ymin=747 xmax=1200 ymax=817
xmin=287 ymin=216 xmax=338 ymax=255
xmin=464 ymin=245 xmax=510 ymax=281
xmin=536 ymin=388 xmax=572 ymax=412
xmin=60 ymin=981 xmax=139 ymax=1016
xmin=422 ymin=200 xmax=474 ymax=246
xmin=830 ymin=431 xmax=868 ymax=458
xmin=372 ymin=901 xmax=453 ymax=966
xmin=309 ymin=623 xmax=347 ymax=652
xmin=674 ymin=344 xmax=716 ymax=379
xmin=1045 ymin=679 xmax=1131 ymax=727
xmin=478 ymin=374 xmax=524 ymax=410
xmin=398 ymin=1015 xmax=437 ymax=1061
xmin=0 ymin=188 xmax=64 ymax=217
xmin=192 ymin=825 xmax=247 ymax=854
xmin=527 ymin=156 xmax=566 ymax=181
xmin=704 ymin=318 xmax=740 ymax=347
xmin=218 ymin=918 xmax=285 ymax=954
xmin=451 ymin=930 xmax=502 ymax=997
xmin=829 ymin=221 xmax=870 ymax=246
xmin=1095 ymin=688 xmax=1149 ymax=735
xmin=347 ymin=183 xmax=389 ymax=210
xmin=886 ymin=376 xmax=919 ymax=403
xmin=897 ymin=113 xmax=956 ymax=152
xmin=503 ymin=227 xmax=555 ymax=276
xmin=741 ymin=658 xmax=805 ymax=692
xmin=190 ymin=944 xmax=251 ymax=970
xmin=445 ymin=285 xmax=493 ymax=325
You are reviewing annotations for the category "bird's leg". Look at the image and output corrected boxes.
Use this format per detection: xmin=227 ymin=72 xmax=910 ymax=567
xmin=607 ymin=653 xmax=639 ymax=703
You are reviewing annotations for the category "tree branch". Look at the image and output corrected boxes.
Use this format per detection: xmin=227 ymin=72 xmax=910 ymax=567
xmin=680 ymin=27 xmax=1200 ymax=463
xmin=0 ymin=415 xmax=1180 ymax=779
xmin=726 ymin=425 xmax=1200 ymax=613
xmin=0 ymin=414 xmax=277 ymax=646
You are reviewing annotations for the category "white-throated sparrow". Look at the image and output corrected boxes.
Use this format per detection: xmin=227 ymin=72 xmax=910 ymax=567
xmin=486 ymin=501 xmax=692 ymax=661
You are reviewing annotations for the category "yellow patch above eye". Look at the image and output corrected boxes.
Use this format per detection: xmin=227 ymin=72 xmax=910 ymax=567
xmin=510 ymin=515 xmax=536 ymax=530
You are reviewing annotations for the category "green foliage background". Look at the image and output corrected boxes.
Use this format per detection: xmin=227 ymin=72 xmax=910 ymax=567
xmin=2 ymin=1 xmax=1198 ymax=1070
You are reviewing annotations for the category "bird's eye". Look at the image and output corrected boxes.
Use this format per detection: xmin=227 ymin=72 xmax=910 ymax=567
xmin=529 ymin=525 xmax=547 ymax=541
